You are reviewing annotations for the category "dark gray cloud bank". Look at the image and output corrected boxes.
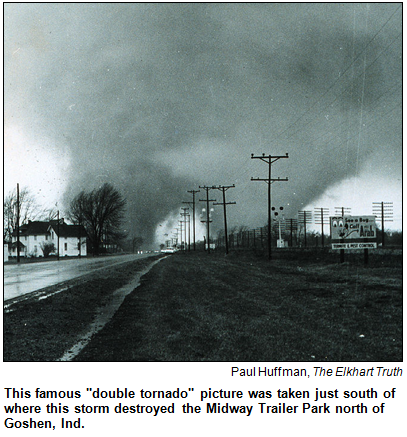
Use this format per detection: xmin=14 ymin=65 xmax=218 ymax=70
xmin=5 ymin=3 xmax=402 ymax=245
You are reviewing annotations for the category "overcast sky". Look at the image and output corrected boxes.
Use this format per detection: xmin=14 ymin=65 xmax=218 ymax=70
xmin=4 ymin=3 xmax=402 ymax=246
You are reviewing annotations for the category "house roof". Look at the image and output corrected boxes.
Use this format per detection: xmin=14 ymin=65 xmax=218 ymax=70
xmin=49 ymin=221 xmax=88 ymax=238
xmin=12 ymin=220 xmax=87 ymax=239
xmin=12 ymin=221 xmax=49 ymax=237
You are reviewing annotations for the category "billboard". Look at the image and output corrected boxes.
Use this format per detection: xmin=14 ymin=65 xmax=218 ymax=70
xmin=330 ymin=215 xmax=377 ymax=249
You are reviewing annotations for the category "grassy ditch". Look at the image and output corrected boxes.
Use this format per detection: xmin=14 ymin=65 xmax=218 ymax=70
xmin=3 ymin=256 xmax=164 ymax=361
xmin=73 ymin=249 xmax=402 ymax=362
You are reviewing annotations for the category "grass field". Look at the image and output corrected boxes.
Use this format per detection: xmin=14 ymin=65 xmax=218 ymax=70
xmin=3 ymin=248 xmax=402 ymax=362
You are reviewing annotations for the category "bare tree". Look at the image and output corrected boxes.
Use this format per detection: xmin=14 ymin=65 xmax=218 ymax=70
xmin=3 ymin=187 xmax=41 ymax=241
xmin=41 ymin=207 xmax=59 ymax=222
xmin=68 ymin=183 xmax=126 ymax=255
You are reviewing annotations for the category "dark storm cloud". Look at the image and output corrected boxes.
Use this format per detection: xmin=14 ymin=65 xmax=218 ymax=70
xmin=5 ymin=3 xmax=402 ymax=244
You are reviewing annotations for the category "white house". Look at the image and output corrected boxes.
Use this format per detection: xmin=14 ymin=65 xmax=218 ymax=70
xmin=11 ymin=221 xmax=50 ymax=257
xmin=48 ymin=219 xmax=87 ymax=257
xmin=10 ymin=220 xmax=87 ymax=258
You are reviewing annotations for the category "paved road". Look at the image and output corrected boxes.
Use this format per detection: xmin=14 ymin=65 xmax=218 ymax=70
xmin=4 ymin=253 xmax=158 ymax=301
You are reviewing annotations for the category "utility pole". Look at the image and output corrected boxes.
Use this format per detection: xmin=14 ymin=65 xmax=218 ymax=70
xmin=335 ymin=207 xmax=351 ymax=217
xmin=175 ymin=226 xmax=181 ymax=249
xmin=199 ymin=186 xmax=216 ymax=254
xmin=213 ymin=185 xmax=236 ymax=255
xmin=181 ymin=207 xmax=189 ymax=252
xmin=173 ymin=228 xmax=179 ymax=249
xmin=182 ymin=200 xmax=194 ymax=251
xmin=187 ymin=212 xmax=191 ymax=251
xmin=178 ymin=220 xmax=183 ymax=250
xmin=171 ymin=231 xmax=177 ymax=249
xmin=288 ymin=218 xmax=298 ymax=247
xmin=314 ymin=207 xmax=329 ymax=248
xmin=298 ymin=210 xmax=312 ymax=247
xmin=251 ymin=153 xmax=289 ymax=260
xmin=372 ymin=202 xmax=393 ymax=246
xmin=187 ymin=189 xmax=200 ymax=250
xmin=16 ymin=183 xmax=20 ymax=263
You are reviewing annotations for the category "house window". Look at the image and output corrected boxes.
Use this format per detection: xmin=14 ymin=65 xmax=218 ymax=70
xmin=34 ymin=235 xmax=37 ymax=240
xmin=46 ymin=235 xmax=48 ymax=240
xmin=25 ymin=236 xmax=27 ymax=241
xmin=64 ymin=243 xmax=68 ymax=251
xmin=51 ymin=231 xmax=54 ymax=239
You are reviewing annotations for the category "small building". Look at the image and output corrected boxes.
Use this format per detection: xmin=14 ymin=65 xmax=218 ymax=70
xmin=9 ymin=241 xmax=26 ymax=259
xmin=10 ymin=219 xmax=87 ymax=258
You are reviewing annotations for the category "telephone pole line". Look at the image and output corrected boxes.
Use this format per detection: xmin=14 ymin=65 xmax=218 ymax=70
xmin=372 ymin=202 xmax=393 ymax=246
xmin=187 ymin=212 xmax=190 ymax=251
xmin=182 ymin=200 xmax=195 ymax=251
xmin=314 ymin=207 xmax=329 ymax=248
xmin=175 ymin=226 xmax=181 ymax=249
xmin=213 ymin=185 xmax=236 ymax=255
xmin=180 ymin=207 xmax=189 ymax=252
xmin=182 ymin=202 xmax=192 ymax=248
xmin=178 ymin=220 xmax=183 ymax=250
xmin=298 ymin=210 xmax=312 ymax=248
xmin=187 ymin=189 xmax=200 ymax=250
xmin=199 ymin=186 xmax=216 ymax=254
xmin=251 ymin=153 xmax=289 ymax=260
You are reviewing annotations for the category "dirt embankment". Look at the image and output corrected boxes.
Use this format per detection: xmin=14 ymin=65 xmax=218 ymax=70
xmin=4 ymin=250 xmax=402 ymax=362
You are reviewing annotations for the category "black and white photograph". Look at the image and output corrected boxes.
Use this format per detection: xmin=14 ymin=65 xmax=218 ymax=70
xmin=3 ymin=2 xmax=402 ymax=365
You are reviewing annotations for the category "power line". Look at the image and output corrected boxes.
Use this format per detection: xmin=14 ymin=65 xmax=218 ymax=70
xmin=297 ymin=210 xmax=312 ymax=248
xmin=314 ymin=207 xmax=330 ymax=248
xmin=213 ymin=184 xmax=236 ymax=255
xmin=199 ymin=186 xmax=217 ymax=254
xmin=372 ymin=202 xmax=393 ymax=246
xmin=180 ymin=207 xmax=189 ymax=252
xmin=251 ymin=153 xmax=289 ymax=260
xmin=186 ymin=189 xmax=200 ymax=251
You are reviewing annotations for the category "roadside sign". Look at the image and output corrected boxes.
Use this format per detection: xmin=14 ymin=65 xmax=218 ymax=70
xmin=331 ymin=215 xmax=377 ymax=250
xmin=332 ymin=242 xmax=377 ymax=250
xmin=331 ymin=215 xmax=377 ymax=240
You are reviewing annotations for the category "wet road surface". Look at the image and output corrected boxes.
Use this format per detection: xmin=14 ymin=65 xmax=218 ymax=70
xmin=57 ymin=256 xmax=168 ymax=361
xmin=4 ymin=253 xmax=158 ymax=301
